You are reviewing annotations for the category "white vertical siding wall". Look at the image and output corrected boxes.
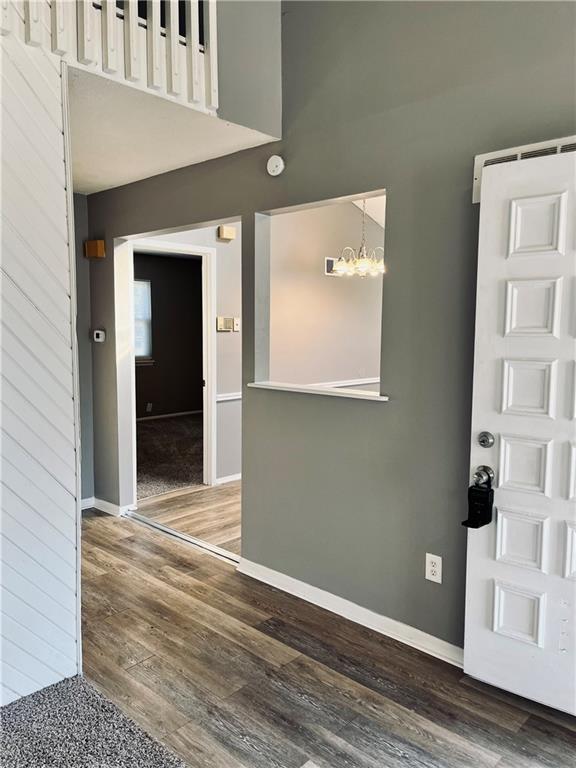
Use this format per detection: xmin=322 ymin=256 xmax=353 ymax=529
xmin=1 ymin=18 xmax=79 ymax=706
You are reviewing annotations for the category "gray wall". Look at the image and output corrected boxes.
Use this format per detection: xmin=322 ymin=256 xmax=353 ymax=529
xmin=73 ymin=194 xmax=94 ymax=500
xmin=217 ymin=0 xmax=282 ymax=138
xmin=270 ymin=202 xmax=383 ymax=384
xmin=154 ymin=225 xmax=242 ymax=479
xmin=88 ymin=2 xmax=576 ymax=646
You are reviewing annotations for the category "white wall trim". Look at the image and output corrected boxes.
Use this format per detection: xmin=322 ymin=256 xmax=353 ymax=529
xmin=93 ymin=498 xmax=136 ymax=517
xmin=216 ymin=391 xmax=242 ymax=402
xmin=114 ymin=238 xmax=218 ymax=508
xmin=238 ymin=558 xmax=464 ymax=668
xmin=311 ymin=377 xmax=380 ymax=389
xmin=61 ymin=61 xmax=83 ymax=676
xmin=137 ymin=409 xmax=203 ymax=421
xmin=248 ymin=381 xmax=389 ymax=403
xmin=215 ymin=473 xmax=241 ymax=485
xmin=81 ymin=497 xmax=96 ymax=511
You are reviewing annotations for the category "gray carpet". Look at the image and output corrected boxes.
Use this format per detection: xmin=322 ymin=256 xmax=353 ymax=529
xmin=137 ymin=413 xmax=203 ymax=499
xmin=1 ymin=676 xmax=186 ymax=768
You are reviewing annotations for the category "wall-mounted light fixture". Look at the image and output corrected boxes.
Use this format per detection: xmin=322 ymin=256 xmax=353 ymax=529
xmin=217 ymin=225 xmax=237 ymax=241
xmin=84 ymin=239 xmax=106 ymax=259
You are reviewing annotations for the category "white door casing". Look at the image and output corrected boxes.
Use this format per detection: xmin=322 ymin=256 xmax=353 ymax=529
xmin=113 ymin=237 xmax=217 ymax=511
xmin=464 ymin=152 xmax=576 ymax=715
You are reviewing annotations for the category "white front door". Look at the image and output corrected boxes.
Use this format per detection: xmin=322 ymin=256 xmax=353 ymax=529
xmin=464 ymin=152 xmax=576 ymax=715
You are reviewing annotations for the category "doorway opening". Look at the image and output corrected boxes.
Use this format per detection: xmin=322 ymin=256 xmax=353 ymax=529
xmin=115 ymin=221 xmax=242 ymax=561
xmin=134 ymin=249 xmax=205 ymax=499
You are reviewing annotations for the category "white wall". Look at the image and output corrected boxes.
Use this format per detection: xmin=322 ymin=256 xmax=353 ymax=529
xmin=269 ymin=202 xmax=383 ymax=385
xmin=1 ymin=29 xmax=79 ymax=704
xmin=154 ymin=225 xmax=242 ymax=480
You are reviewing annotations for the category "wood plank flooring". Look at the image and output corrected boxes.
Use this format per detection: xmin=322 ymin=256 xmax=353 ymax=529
xmin=137 ymin=480 xmax=241 ymax=555
xmin=82 ymin=512 xmax=576 ymax=768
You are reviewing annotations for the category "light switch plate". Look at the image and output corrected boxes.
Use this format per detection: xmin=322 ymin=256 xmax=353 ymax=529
xmin=233 ymin=317 xmax=240 ymax=332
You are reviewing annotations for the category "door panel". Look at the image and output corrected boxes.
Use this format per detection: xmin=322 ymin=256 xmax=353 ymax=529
xmin=464 ymin=152 xmax=576 ymax=715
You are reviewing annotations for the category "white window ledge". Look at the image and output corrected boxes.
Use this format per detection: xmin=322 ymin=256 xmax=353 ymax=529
xmin=247 ymin=382 xmax=389 ymax=402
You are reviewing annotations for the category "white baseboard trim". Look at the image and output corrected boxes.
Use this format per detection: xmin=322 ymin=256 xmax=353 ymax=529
xmin=81 ymin=497 xmax=95 ymax=510
xmin=238 ymin=558 xmax=463 ymax=668
xmin=137 ymin=410 xmax=202 ymax=422
xmin=215 ymin=473 xmax=242 ymax=486
xmin=91 ymin=498 xmax=135 ymax=517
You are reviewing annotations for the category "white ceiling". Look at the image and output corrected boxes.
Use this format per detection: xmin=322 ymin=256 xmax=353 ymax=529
xmin=68 ymin=68 xmax=274 ymax=194
xmin=352 ymin=196 xmax=386 ymax=229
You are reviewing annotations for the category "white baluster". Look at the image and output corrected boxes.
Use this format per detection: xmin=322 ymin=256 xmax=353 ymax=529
xmin=185 ymin=0 xmax=200 ymax=103
xmin=206 ymin=0 xmax=219 ymax=110
xmin=51 ymin=0 xmax=68 ymax=56
xmin=101 ymin=0 xmax=118 ymax=74
xmin=77 ymin=0 xmax=96 ymax=64
xmin=24 ymin=0 xmax=43 ymax=46
xmin=165 ymin=0 xmax=181 ymax=96
xmin=124 ymin=0 xmax=140 ymax=82
xmin=146 ymin=0 xmax=162 ymax=90
xmin=0 ymin=0 xmax=11 ymax=36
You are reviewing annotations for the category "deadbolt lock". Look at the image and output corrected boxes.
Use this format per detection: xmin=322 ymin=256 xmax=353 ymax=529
xmin=478 ymin=431 xmax=495 ymax=448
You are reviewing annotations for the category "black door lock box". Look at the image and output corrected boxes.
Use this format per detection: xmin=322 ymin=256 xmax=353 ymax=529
xmin=462 ymin=483 xmax=493 ymax=529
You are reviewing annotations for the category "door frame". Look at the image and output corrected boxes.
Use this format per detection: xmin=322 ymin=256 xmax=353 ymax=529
xmin=114 ymin=237 xmax=217 ymax=509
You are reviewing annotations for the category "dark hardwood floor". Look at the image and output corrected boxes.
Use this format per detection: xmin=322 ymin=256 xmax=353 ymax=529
xmin=136 ymin=480 xmax=241 ymax=555
xmin=82 ymin=512 xmax=575 ymax=768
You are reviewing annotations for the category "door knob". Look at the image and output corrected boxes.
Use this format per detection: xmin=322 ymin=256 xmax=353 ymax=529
xmin=473 ymin=465 xmax=494 ymax=487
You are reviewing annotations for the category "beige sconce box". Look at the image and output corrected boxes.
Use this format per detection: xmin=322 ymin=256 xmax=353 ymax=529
xmin=217 ymin=316 xmax=234 ymax=332
xmin=84 ymin=239 xmax=106 ymax=259
xmin=217 ymin=317 xmax=241 ymax=332
xmin=217 ymin=225 xmax=237 ymax=242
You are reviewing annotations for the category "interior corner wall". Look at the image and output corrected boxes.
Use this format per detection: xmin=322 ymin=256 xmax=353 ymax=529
xmin=87 ymin=1 xmax=576 ymax=647
xmin=73 ymin=194 xmax=95 ymax=500
xmin=217 ymin=0 xmax=282 ymax=139
xmin=269 ymin=202 xmax=383 ymax=385
xmin=89 ymin=234 xmax=121 ymax=505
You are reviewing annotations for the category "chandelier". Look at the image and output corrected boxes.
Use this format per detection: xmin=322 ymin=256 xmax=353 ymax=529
xmin=333 ymin=200 xmax=386 ymax=278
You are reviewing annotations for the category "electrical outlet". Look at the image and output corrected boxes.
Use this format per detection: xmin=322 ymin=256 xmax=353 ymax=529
xmin=146 ymin=402 xmax=153 ymax=413
xmin=425 ymin=553 xmax=442 ymax=584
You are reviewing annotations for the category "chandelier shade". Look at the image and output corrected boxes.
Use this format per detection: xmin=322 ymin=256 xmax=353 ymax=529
xmin=333 ymin=200 xmax=386 ymax=278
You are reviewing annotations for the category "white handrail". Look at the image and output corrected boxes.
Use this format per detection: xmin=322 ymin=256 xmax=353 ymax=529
xmin=24 ymin=0 xmax=42 ymax=46
xmin=101 ymin=0 xmax=119 ymax=74
xmin=51 ymin=0 xmax=67 ymax=55
xmin=206 ymin=0 xmax=218 ymax=109
xmin=1 ymin=0 xmax=11 ymax=36
xmin=165 ymin=0 xmax=182 ymax=95
xmin=123 ymin=0 xmax=140 ymax=81
xmin=16 ymin=0 xmax=218 ymax=117
xmin=77 ymin=0 xmax=97 ymax=65
xmin=185 ymin=0 xmax=201 ymax=103
xmin=146 ymin=0 xmax=162 ymax=90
